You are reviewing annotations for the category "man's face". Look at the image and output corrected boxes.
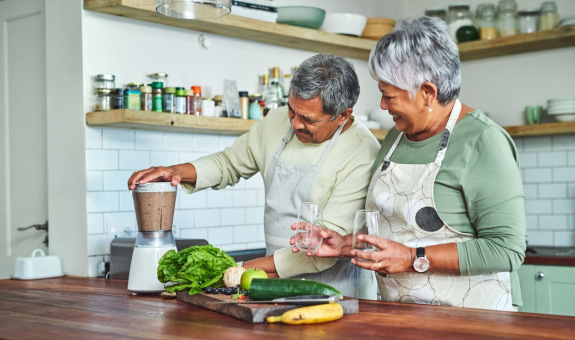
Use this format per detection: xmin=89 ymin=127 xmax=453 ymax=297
xmin=287 ymin=96 xmax=345 ymax=144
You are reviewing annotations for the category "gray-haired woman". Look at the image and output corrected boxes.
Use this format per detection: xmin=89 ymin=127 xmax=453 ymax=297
xmin=292 ymin=16 xmax=526 ymax=311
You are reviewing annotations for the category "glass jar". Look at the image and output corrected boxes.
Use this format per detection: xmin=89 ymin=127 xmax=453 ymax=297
xmin=476 ymin=3 xmax=498 ymax=40
xmin=163 ymin=87 xmax=176 ymax=113
xmin=94 ymin=74 xmax=115 ymax=89
xmin=126 ymin=90 xmax=141 ymax=110
xmin=185 ymin=89 xmax=195 ymax=115
xmin=126 ymin=82 xmax=144 ymax=91
xmin=140 ymin=85 xmax=153 ymax=111
xmin=151 ymin=82 xmax=163 ymax=112
xmin=446 ymin=4 xmax=474 ymax=42
xmin=175 ymin=87 xmax=186 ymax=114
xmin=539 ymin=1 xmax=559 ymax=31
xmin=425 ymin=8 xmax=447 ymax=21
xmin=94 ymin=88 xmax=111 ymax=111
xmin=518 ymin=9 xmax=540 ymax=34
xmin=191 ymin=86 xmax=202 ymax=116
xmin=111 ymin=88 xmax=126 ymax=110
xmin=147 ymin=73 xmax=168 ymax=87
xmin=497 ymin=0 xmax=518 ymax=37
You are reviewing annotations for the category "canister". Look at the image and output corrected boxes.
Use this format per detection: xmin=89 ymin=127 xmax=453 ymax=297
xmin=151 ymin=82 xmax=163 ymax=112
xmin=497 ymin=0 xmax=518 ymax=37
xmin=94 ymin=88 xmax=112 ymax=111
xmin=111 ymin=88 xmax=126 ymax=110
xmin=518 ymin=9 xmax=540 ymax=34
xmin=94 ymin=74 xmax=115 ymax=89
xmin=539 ymin=1 xmax=559 ymax=31
xmin=126 ymin=90 xmax=141 ymax=110
xmin=140 ymin=85 xmax=153 ymax=111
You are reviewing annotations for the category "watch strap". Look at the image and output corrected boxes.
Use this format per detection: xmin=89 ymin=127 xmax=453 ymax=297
xmin=416 ymin=247 xmax=425 ymax=258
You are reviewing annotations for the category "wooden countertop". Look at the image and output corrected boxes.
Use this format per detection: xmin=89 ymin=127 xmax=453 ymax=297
xmin=1 ymin=277 xmax=574 ymax=339
xmin=524 ymin=247 xmax=575 ymax=266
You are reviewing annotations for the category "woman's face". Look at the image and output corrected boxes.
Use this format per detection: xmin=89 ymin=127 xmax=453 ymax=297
xmin=378 ymin=81 xmax=429 ymax=136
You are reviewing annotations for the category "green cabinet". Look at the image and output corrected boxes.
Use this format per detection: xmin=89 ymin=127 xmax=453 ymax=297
xmin=518 ymin=264 xmax=575 ymax=316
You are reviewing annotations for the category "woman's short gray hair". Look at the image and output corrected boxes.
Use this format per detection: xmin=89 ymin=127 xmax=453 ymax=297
xmin=290 ymin=53 xmax=360 ymax=120
xmin=368 ymin=16 xmax=461 ymax=105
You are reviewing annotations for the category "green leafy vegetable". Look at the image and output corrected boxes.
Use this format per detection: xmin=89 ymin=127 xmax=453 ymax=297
xmin=157 ymin=244 xmax=236 ymax=295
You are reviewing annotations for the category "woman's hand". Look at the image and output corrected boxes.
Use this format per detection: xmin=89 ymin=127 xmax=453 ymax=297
xmin=127 ymin=164 xmax=196 ymax=190
xmin=351 ymin=234 xmax=414 ymax=274
xmin=289 ymin=224 xmax=354 ymax=258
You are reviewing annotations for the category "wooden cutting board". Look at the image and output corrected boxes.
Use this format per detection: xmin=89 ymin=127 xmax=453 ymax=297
xmin=176 ymin=292 xmax=359 ymax=323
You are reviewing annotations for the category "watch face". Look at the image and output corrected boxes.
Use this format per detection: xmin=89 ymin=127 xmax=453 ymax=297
xmin=414 ymin=257 xmax=430 ymax=273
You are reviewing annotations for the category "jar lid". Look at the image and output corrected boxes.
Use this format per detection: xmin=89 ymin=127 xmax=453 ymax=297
xmin=126 ymin=82 xmax=144 ymax=87
xmin=95 ymin=74 xmax=115 ymax=81
xmin=148 ymin=72 xmax=168 ymax=78
xmin=151 ymin=81 xmax=164 ymax=89
xmin=239 ymin=91 xmax=248 ymax=97
xmin=425 ymin=8 xmax=446 ymax=15
xmin=192 ymin=86 xmax=202 ymax=94
xmin=95 ymin=88 xmax=112 ymax=94
xmin=214 ymin=94 xmax=223 ymax=101
xmin=134 ymin=182 xmax=176 ymax=192
xmin=448 ymin=3 xmax=470 ymax=10
xmin=175 ymin=87 xmax=186 ymax=96
xmin=140 ymin=85 xmax=152 ymax=93
xmin=518 ymin=9 xmax=540 ymax=16
xmin=186 ymin=89 xmax=194 ymax=96
xmin=541 ymin=1 xmax=557 ymax=11
xmin=164 ymin=87 xmax=176 ymax=93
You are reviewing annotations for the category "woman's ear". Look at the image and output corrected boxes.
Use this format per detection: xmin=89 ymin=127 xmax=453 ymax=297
xmin=421 ymin=82 xmax=438 ymax=104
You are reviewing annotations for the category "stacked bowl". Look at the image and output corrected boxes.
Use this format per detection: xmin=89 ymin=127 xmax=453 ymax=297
xmin=547 ymin=98 xmax=575 ymax=122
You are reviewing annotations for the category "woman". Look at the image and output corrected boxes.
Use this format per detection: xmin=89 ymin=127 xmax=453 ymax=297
xmin=292 ymin=16 xmax=526 ymax=311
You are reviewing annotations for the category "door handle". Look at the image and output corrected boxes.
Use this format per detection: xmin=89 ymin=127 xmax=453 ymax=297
xmin=536 ymin=271 xmax=544 ymax=280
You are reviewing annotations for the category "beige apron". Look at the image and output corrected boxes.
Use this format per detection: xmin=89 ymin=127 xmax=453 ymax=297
xmin=264 ymin=122 xmax=362 ymax=298
xmin=366 ymin=100 xmax=513 ymax=310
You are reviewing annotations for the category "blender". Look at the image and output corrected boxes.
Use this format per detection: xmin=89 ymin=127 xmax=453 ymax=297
xmin=128 ymin=182 xmax=178 ymax=294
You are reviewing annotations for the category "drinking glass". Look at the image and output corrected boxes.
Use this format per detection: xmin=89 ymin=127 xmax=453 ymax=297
xmin=352 ymin=210 xmax=379 ymax=260
xmin=295 ymin=202 xmax=323 ymax=252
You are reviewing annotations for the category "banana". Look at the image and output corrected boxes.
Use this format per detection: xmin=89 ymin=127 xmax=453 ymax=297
xmin=266 ymin=302 xmax=344 ymax=325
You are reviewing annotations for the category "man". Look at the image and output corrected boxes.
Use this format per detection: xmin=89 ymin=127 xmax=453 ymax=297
xmin=128 ymin=54 xmax=380 ymax=298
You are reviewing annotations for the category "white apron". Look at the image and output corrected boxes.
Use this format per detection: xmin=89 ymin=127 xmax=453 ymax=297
xmin=366 ymin=100 xmax=513 ymax=311
xmin=264 ymin=122 xmax=361 ymax=298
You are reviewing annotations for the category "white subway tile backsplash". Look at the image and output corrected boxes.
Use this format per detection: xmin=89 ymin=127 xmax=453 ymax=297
xmin=539 ymin=215 xmax=568 ymax=230
xmin=86 ymin=149 xmax=118 ymax=170
xmin=525 ymin=214 xmax=538 ymax=230
xmin=87 ymin=213 xmax=104 ymax=234
xmin=165 ymin=133 xmax=194 ymax=151
xmin=538 ymin=183 xmax=567 ymax=198
xmin=244 ymin=175 xmax=264 ymax=189
xmin=208 ymin=226 xmax=234 ymax=245
xmin=87 ymin=234 xmax=108 ymax=256
xmin=135 ymin=130 xmax=165 ymax=150
xmin=207 ymin=190 xmax=234 ymax=208
xmin=553 ymin=199 xmax=575 ymax=214
xmin=219 ymin=135 xmax=237 ymax=149
xmin=518 ymin=153 xmax=537 ymax=167
xmin=569 ymin=183 xmax=575 ymax=198
xmin=86 ymin=127 xmax=103 ymax=149
xmin=553 ymin=135 xmax=575 ymax=150
xmin=119 ymin=191 xmax=134 ymax=211
xmin=523 ymin=136 xmax=552 ymax=151
xmin=173 ymin=209 xmax=195 ymax=229
xmin=233 ymin=190 xmax=258 ymax=207
xmin=245 ymin=207 xmax=264 ymax=225
xmin=119 ymin=150 xmax=150 ymax=170
xmin=538 ymin=151 xmax=567 ymax=167
xmin=87 ymin=171 xmax=103 ymax=191
xmin=220 ymin=208 xmax=246 ymax=226
xmin=180 ymin=190 xmax=208 ymax=209
xmin=195 ymin=209 xmax=222 ymax=227
xmin=523 ymin=168 xmax=553 ymax=183
xmin=103 ymin=170 xmax=134 ymax=191
xmin=522 ymin=183 xmax=537 ymax=198
xmin=193 ymin=135 xmax=224 ymax=153
xmin=554 ymin=231 xmax=575 ymax=247
xmin=568 ymin=151 xmax=575 ymax=166
xmin=553 ymin=167 xmax=575 ymax=182
xmin=180 ymin=227 xmax=208 ymax=241
xmin=150 ymin=151 xmax=180 ymax=166
xmin=527 ymin=231 xmax=554 ymax=246
xmin=234 ymin=225 xmax=261 ymax=244
xmin=524 ymin=199 xmax=553 ymax=214
xmin=103 ymin=129 xmax=135 ymax=150
xmin=87 ymin=191 xmax=119 ymax=212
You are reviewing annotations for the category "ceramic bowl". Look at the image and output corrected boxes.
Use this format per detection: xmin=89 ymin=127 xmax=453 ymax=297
xmin=12 ymin=249 xmax=64 ymax=280
xmin=276 ymin=6 xmax=326 ymax=29
xmin=361 ymin=17 xmax=396 ymax=40
xmin=320 ymin=13 xmax=367 ymax=37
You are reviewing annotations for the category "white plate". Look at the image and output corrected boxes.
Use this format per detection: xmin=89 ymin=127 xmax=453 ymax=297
xmin=547 ymin=108 xmax=575 ymax=114
xmin=554 ymin=114 xmax=575 ymax=122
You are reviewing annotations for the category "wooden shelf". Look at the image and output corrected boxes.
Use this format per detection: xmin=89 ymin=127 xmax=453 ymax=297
xmin=85 ymin=109 xmax=390 ymax=140
xmin=84 ymin=0 xmax=575 ymax=61
xmin=86 ymin=110 xmax=575 ymax=141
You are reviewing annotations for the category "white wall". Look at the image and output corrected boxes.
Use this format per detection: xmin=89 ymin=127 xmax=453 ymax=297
xmin=76 ymin=0 xmax=575 ymax=275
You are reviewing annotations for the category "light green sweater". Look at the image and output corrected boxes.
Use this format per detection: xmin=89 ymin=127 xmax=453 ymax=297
xmin=372 ymin=110 xmax=526 ymax=305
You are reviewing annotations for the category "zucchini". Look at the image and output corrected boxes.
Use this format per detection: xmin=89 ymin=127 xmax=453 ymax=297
xmin=249 ymin=278 xmax=343 ymax=300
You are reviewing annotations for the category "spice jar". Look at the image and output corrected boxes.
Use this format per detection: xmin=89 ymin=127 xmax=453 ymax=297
xmin=94 ymin=88 xmax=111 ymax=111
xmin=140 ymin=85 xmax=153 ymax=111
xmin=239 ymin=91 xmax=249 ymax=119
xmin=497 ymin=0 xmax=518 ymax=37
xmin=94 ymin=74 xmax=115 ymax=89
xmin=191 ymin=86 xmax=202 ymax=116
xmin=126 ymin=90 xmax=141 ymax=110
xmin=175 ymin=87 xmax=186 ymax=114
xmin=539 ymin=1 xmax=559 ymax=31
xmin=111 ymin=88 xmax=126 ymax=110
xmin=126 ymin=82 xmax=144 ymax=91
xmin=425 ymin=8 xmax=447 ymax=21
xmin=151 ymin=82 xmax=163 ymax=112
xmin=518 ymin=9 xmax=540 ymax=34
xmin=163 ymin=87 xmax=176 ymax=113
xmin=476 ymin=3 xmax=498 ymax=40
xmin=446 ymin=4 xmax=473 ymax=42
xmin=147 ymin=73 xmax=168 ymax=87
xmin=185 ymin=89 xmax=195 ymax=115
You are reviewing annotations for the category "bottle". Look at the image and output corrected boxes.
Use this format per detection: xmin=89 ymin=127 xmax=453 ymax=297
xmin=94 ymin=88 xmax=111 ymax=111
xmin=111 ymin=88 xmax=126 ymax=110
xmin=248 ymin=95 xmax=263 ymax=120
xmin=239 ymin=91 xmax=249 ymax=119
xmin=446 ymin=4 xmax=473 ymax=42
xmin=261 ymin=74 xmax=279 ymax=116
xmin=425 ymin=8 xmax=447 ymax=21
xmin=191 ymin=86 xmax=202 ymax=116
xmin=151 ymin=81 xmax=163 ymax=112
xmin=518 ymin=9 xmax=540 ymax=34
xmin=174 ymin=87 xmax=186 ymax=114
xmin=539 ymin=1 xmax=559 ymax=31
xmin=163 ymin=87 xmax=176 ymax=113
xmin=270 ymin=67 xmax=285 ymax=106
xmin=497 ymin=0 xmax=518 ymax=37
xmin=186 ymin=89 xmax=195 ymax=115
xmin=140 ymin=85 xmax=153 ymax=111
xmin=125 ymin=90 xmax=141 ymax=110
xmin=213 ymin=95 xmax=223 ymax=117
xmin=476 ymin=3 xmax=498 ymax=40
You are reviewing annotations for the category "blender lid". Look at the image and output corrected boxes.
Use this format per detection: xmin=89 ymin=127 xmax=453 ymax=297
xmin=135 ymin=182 xmax=176 ymax=192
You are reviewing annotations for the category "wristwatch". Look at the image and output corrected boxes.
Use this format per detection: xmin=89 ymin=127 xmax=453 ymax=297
xmin=413 ymin=247 xmax=430 ymax=273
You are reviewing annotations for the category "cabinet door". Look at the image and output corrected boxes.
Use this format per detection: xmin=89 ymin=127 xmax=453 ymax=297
xmin=535 ymin=265 xmax=575 ymax=317
xmin=517 ymin=265 xmax=536 ymax=313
